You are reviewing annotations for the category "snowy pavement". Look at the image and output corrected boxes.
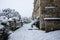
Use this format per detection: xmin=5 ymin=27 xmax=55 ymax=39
xmin=9 ymin=22 xmax=60 ymax=40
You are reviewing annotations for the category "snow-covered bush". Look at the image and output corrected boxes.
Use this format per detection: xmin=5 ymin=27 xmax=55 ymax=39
xmin=0 ymin=16 xmax=8 ymax=24
xmin=0 ymin=8 xmax=22 ymax=31
xmin=0 ymin=8 xmax=21 ymax=20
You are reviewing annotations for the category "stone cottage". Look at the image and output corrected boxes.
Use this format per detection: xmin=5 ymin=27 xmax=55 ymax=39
xmin=32 ymin=0 xmax=60 ymax=32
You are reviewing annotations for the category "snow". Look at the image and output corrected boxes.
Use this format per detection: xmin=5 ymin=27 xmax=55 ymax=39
xmin=44 ymin=18 xmax=60 ymax=20
xmin=36 ymin=16 xmax=39 ymax=19
xmin=0 ymin=16 xmax=8 ymax=22
xmin=0 ymin=16 xmax=8 ymax=20
xmin=12 ymin=17 xmax=19 ymax=20
xmin=8 ymin=18 xmax=14 ymax=21
xmin=7 ymin=31 xmax=13 ymax=35
xmin=45 ymin=6 xmax=55 ymax=9
xmin=8 ymin=21 xmax=60 ymax=40
xmin=44 ymin=18 xmax=60 ymax=21
xmin=0 ymin=25 xmax=4 ymax=29
xmin=8 ymin=17 xmax=19 ymax=21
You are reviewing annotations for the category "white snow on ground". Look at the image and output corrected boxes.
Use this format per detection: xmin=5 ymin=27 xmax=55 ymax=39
xmin=9 ymin=21 xmax=60 ymax=40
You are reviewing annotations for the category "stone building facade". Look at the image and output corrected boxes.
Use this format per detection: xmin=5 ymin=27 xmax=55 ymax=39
xmin=32 ymin=0 xmax=60 ymax=32
xmin=32 ymin=0 xmax=40 ymax=19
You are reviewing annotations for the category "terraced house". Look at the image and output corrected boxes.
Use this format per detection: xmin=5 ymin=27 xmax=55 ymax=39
xmin=32 ymin=0 xmax=60 ymax=32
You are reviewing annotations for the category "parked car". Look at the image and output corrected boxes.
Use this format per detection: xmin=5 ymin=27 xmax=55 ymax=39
xmin=21 ymin=18 xmax=31 ymax=24
xmin=7 ymin=18 xmax=23 ymax=31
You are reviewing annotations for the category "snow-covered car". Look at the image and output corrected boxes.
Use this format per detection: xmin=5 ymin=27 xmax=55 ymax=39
xmin=7 ymin=18 xmax=23 ymax=31
xmin=22 ymin=19 xmax=31 ymax=23
xmin=16 ymin=21 xmax=23 ymax=28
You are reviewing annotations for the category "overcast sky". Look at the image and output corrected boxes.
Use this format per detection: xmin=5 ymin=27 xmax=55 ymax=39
xmin=0 ymin=0 xmax=34 ymax=17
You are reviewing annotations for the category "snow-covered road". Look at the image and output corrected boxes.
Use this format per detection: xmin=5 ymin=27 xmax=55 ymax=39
xmin=9 ymin=22 xmax=60 ymax=40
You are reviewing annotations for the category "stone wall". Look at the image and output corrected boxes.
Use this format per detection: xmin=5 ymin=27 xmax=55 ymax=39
xmin=41 ymin=0 xmax=60 ymax=31
xmin=33 ymin=0 xmax=60 ymax=31
xmin=32 ymin=0 xmax=40 ymax=28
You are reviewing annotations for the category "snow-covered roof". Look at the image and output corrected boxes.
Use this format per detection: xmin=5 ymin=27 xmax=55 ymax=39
xmin=12 ymin=17 xmax=19 ymax=20
xmin=8 ymin=17 xmax=19 ymax=21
